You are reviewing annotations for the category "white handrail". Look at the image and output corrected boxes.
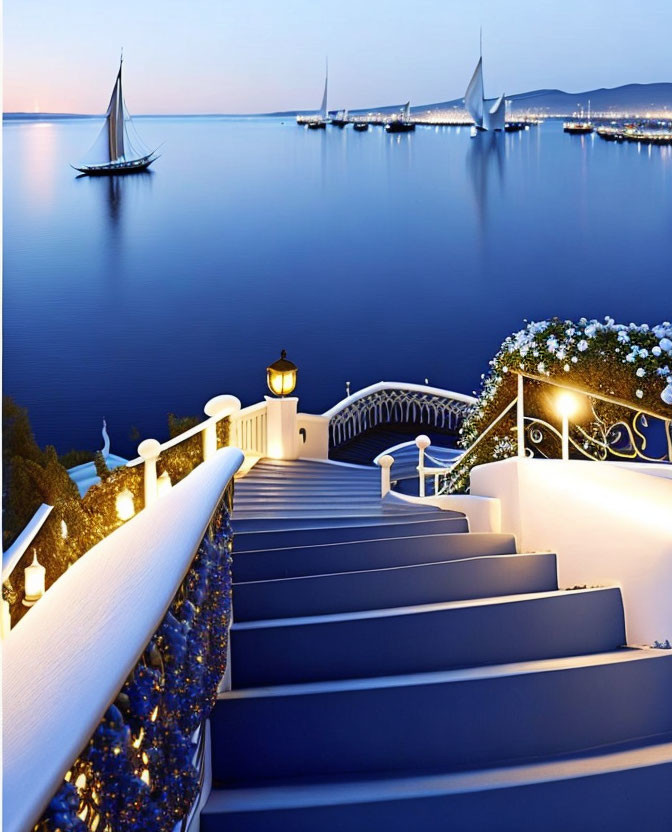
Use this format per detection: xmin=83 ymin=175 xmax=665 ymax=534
xmin=322 ymin=381 xmax=476 ymax=419
xmin=126 ymin=396 xmax=241 ymax=468
xmin=3 ymin=447 xmax=244 ymax=832
xmin=2 ymin=504 xmax=54 ymax=582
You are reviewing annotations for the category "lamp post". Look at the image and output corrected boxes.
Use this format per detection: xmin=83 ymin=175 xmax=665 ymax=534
xmin=265 ymin=350 xmax=300 ymax=460
xmin=556 ymin=392 xmax=579 ymax=461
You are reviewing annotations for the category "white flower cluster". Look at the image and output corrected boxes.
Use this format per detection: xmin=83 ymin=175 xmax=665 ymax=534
xmin=461 ymin=316 xmax=672 ymax=448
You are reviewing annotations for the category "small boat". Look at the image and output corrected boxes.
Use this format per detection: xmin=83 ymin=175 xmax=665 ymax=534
xmin=385 ymin=102 xmax=415 ymax=133
xmin=331 ymin=110 xmax=349 ymax=128
xmin=298 ymin=60 xmax=330 ymax=129
xmin=505 ymin=122 xmax=526 ymax=132
xmin=353 ymin=122 xmax=369 ymax=132
xmin=563 ymin=101 xmax=594 ymax=134
xmin=73 ymin=55 xmax=159 ymax=176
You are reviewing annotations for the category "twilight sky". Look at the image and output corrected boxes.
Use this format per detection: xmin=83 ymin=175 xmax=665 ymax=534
xmin=4 ymin=0 xmax=672 ymax=114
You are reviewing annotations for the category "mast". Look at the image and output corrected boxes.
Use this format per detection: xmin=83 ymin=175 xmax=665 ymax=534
xmin=320 ymin=58 xmax=328 ymax=120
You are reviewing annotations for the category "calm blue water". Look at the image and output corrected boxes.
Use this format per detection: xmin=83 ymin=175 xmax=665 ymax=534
xmin=4 ymin=116 xmax=672 ymax=456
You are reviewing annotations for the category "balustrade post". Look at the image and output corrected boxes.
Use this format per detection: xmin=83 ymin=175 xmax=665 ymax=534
xmin=415 ymin=435 xmax=430 ymax=498
xmin=377 ymin=455 xmax=394 ymax=497
xmin=517 ymin=374 xmax=525 ymax=458
xmin=138 ymin=439 xmax=161 ymax=509
xmin=203 ymin=395 xmax=241 ymax=460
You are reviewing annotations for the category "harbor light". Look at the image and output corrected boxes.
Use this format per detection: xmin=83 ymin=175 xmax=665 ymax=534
xmin=556 ymin=391 xmax=579 ymax=461
xmin=116 ymin=489 xmax=136 ymax=522
xmin=266 ymin=350 xmax=298 ymax=397
xmin=23 ymin=549 xmax=46 ymax=607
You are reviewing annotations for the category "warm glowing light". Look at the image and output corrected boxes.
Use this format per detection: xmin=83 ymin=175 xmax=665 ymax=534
xmin=75 ymin=773 xmax=87 ymax=791
xmin=150 ymin=705 xmax=159 ymax=722
xmin=24 ymin=550 xmax=46 ymax=606
xmin=116 ymin=489 xmax=135 ymax=521
xmin=141 ymin=769 xmax=151 ymax=787
xmin=61 ymin=519 xmax=68 ymax=540
xmin=556 ymin=392 xmax=579 ymax=419
xmin=132 ymin=728 xmax=145 ymax=749
xmin=157 ymin=471 xmax=172 ymax=497
xmin=266 ymin=350 xmax=298 ymax=397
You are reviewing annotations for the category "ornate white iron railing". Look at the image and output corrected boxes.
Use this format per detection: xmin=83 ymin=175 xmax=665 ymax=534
xmin=324 ymin=382 xmax=475 ymax=448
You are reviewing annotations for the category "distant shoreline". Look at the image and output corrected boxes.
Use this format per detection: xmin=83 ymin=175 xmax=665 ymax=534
xmin=4 ymin=81 xmax=672 ymax=121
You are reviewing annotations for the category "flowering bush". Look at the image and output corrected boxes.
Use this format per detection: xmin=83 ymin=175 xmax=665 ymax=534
xmin=447 ymin=317 xmax=672 ymax=493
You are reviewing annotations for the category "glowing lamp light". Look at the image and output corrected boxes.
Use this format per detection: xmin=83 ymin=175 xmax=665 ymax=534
xmin=556 ymin=392 xmax=579 ymax=419
xmin=266 ymin=350 xmax=298 ymax=397
xmin=157 ymin=471 xmax=172 ymax=497
xmin=116 ymin=489 xmax=136 ymax=522
xmin=23 ymin=549 xmax=46 ymax=606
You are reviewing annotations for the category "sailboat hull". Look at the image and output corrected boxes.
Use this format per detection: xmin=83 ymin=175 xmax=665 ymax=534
xmin=385 ymin=122 xmax=415 ymax=133
xmin=73 ymin=155 xmax=157 ymax=176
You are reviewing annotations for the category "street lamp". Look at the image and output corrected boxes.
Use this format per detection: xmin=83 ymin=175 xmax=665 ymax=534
xmin=266 ymin=350 xmax=298 ymax=397
xmin=556 ymin=391 xmax=579 ymax=461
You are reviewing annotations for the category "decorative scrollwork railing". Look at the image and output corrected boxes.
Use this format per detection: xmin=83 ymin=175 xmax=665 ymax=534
xmin=4 ymin=449 xmax=243 ymax=832
xmin=438 ymin=371 xmax=672 ymax=495
xmin=324 ymin=382 xmax=476 ymax=449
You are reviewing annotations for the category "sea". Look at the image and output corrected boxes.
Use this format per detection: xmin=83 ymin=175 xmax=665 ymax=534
xmin=4 ymin=115 xmax=672 ymax=456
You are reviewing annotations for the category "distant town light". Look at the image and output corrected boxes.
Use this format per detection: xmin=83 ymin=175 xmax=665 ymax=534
xmin=266 ymin=350 xmax=298 ymax=397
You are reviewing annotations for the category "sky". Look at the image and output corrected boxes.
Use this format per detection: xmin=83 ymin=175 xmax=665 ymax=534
xmin=4 ymin=0 xmax=672 ymax=114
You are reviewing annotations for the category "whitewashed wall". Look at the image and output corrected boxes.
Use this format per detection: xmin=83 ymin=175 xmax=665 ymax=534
xmin=470 ymin=458 xmax=672 ymax=644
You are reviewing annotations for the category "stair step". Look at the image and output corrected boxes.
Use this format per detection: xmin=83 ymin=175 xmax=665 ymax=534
xmin=233 ymin=532 xmax=516 ymax=582
xmin=230 ymin=588 xmax=625 ymax=687
xmin=233 ymin=516 xmax=470 ymax=553
xmin=202 ymin=738 xmax=672 ymax=831
xmin=212 ymin=649 xmax=672 ymax=785
xmin=233 ymin=552 xmax=558 ymax=621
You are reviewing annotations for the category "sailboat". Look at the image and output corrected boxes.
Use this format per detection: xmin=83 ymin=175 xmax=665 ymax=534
xmin=331 ymin=109 xmax=349 ymax=128
xmin=298 ymin=61 xmax=330 ymax=129
xmin=73 ymin=55 xmax=159 ymax=175
xmin=385 ymin=102 xmax=415 ymax=133
xmin=464 ymin=35 xmax=505 ymax=137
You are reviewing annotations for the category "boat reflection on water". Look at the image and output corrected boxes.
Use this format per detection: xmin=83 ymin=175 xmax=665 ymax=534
xmin=76 ymin=169 xmax=153 ymax=230
xmin=466 ymin=130 xmax=505 ymax=231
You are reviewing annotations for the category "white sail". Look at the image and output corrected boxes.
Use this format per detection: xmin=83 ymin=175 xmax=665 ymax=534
xmin=465 ymin=58 xmax=485 ymax=129
xmin=320 ymin=61 xmax=328 ymax=119
xmin=403 ymin=101 xmax=411 ymax=120
xmin=484 ymin=93 xmax=506 ymax=131
xmin=107 ymin=65 xmax=125 ymax=161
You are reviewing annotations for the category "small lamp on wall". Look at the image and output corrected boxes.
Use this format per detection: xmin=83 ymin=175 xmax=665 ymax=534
xmin=266 ymin=350 xmax=298 ymax=397
xmin=116 ymin=489 xmax=136 ymax=522
xmin=23 ymin=549 xmax=46 ymax=607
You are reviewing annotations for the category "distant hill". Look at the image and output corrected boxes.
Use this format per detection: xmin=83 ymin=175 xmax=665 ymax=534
xmin=406 ymin=83 xmax=672 ymax=117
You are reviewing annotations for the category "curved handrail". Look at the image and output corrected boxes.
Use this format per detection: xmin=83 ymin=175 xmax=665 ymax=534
xmin=2 ymin=504 xmax=54 ymax=582
xmin=322 ymin=381 xmax=476 ymax=419
xmin=126 ymin=396 xmax=241 ymax=467
xmin=3 ymin=447 xmax=244 ymax=832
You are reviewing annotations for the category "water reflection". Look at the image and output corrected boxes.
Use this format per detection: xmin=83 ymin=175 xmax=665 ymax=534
xmin=76 ymin=170 xmax=153 ymax=232
xmin=466 ymin=131 xmax=505 ymax=230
